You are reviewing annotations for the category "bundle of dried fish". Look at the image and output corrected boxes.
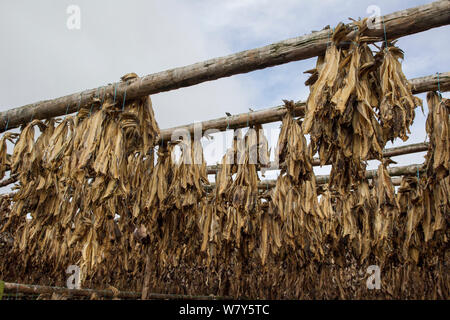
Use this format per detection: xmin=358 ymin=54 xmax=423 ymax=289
xmin=396 ymin=176 xmax=423 ymax=263
xmin=201 ymin=127 xmax=269 ymax=274
xmin=2 ymin=119 xmax=62 ymax=278
xmin=371 ymin=162 xmax=399 ymax=264
xmin=2 ymin=73 xmax=161 ymax=289
xmin=141 ymin=125 xmax=273 ymax=299
xmin=0 ymin=132 xmax=17 ymax=180
xmin=377 ymin=42 xmax=422 ymax=142
xmin=224 ymin=129 xmax=260 ymax=244
xmin=142 ymin=138 xmax=220 ymax=298
xmin=67 ymin=93 xmax=160 ymax=281
xmin=156 ymin=139 xmax=208 ymax=267
xmin=270 ymin=100 xmax=322 ymax=262
xmin=136 ymin=142 xmax=175 ymax=295
xmin=304 ymin=21 xmax=384 ymax=194
xmin=199 ymin=133 xmax=238 ymax=266
xmin=424 ymin=92 xmax=449 ymax=180
xmin=393 ymin=94 xmax=448 ymax=266
xmin=142 ymin=143 xmax=173 ymax=228
xmin=168 ymin=139 xmax=209 ymax=210
xmin=334 ymin=180 xmax=376 ymax=265
xmin=0 ymin=196 xmax=13 ymax=258
xmin=419 ymin=92 xmax=448 ymax=246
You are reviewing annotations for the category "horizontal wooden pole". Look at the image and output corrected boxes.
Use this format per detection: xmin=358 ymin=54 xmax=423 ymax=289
xmin=410 ymin=72 xmax=450 ymax=94
xmin=2 ymin=282 xmax=140 ymax=299
xmin=0 ymin=1 xmax=449 ymax=133
xmin=314 ymin=163 xmax=424 ymax=186
xmin=1 ymin=282 xmax=230 ymax=300
xmin=206 ymin=142 xmax=428 ymax=174
xmin=0 ymin=174 xmax=18 ymax=188
xmin=0 ymin=192 xmax=15 ymax=198
xmin=0 ymin=175 xmax=408 ymax=200
xmin=160 ymin=72 xmax=449 ymax=143
xmin=390 ymin=177 xmax=402 ymax=186
xmin=163 ymin=67 xmax=448 ymax=145
xmin=0 ymin=142 xmax=429 ymax=189
xmin=161 ymin=101 xmax=306 ymax=143
xmin=206 ymin=163 xmax=424 ymax=190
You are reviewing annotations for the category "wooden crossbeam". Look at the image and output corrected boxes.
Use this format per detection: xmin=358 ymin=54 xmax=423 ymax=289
xmin=206 ymin=163 xmax=425 ymax=190
xmin=1 ymin=281 xmax=230 ymax=300
xmin=0 ymin=142 xmax=428 ymax=188
xmin=206 ymin=142 xmax=428 ymax=174
xmin=159 ymin=73 xmax=449 ymax=143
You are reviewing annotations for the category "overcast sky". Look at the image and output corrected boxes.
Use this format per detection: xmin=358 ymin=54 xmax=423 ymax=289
xmin=0 ymin=0 xmax=449 ymax=185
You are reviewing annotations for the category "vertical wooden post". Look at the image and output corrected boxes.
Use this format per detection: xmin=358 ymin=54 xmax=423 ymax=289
xmin=141 ymin=250 xmax=152 ymax=300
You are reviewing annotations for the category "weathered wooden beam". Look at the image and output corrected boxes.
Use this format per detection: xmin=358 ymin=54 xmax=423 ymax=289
xmin=206 ymin=142 xmax=428 ymax=174
xmin=0 ymin=1 xmax=449 ymax=132
xmin=1 ymin=282 xmax=230 ymax=300
xmin=0 ymin=175 xmax=409 ymax=200
xmin=0 ymin=142 xmax=429 ymax=189
xmin=0 ymin=192 xmax=15 ymax=198
xmin=159 ymin=72 xmax=449 ymax=142
xmin=374 ymin=142 xmax=428 ymax=158
xmin=390 ymin=176 xmax=402 ymax=186
xmin=410 ymin=72 xmax=450 ymax=94
xmin=1 ymin=282 xmax=140 ymax=299
xmin=162 ymin=101 xmax=305 ymax=142
xmin=206 ymin=163 xmax=424 ymax=190
xmin=0 ymin=174 xmax=18 ymax=188
xmin=314 ymin=163 xmax=424 ymax=186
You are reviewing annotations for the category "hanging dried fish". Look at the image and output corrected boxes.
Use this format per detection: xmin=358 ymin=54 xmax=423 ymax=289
xmin=377 ymin=42 xmax=423 ymax=142
xmin=216 ymin=127 xmax=268 ymax=260
xmin=270 ymin=100 xmax=323 ymax=263
xmin=304 ymin=20 xmax=384 ymax=194
xmin=155 ymin=138 xmax=208 ymax=267
xmin=420 ymin=92 xmax=448 ymax=243
xmin=372 ymin=162 xmax=399 ymax=264
xmin=2 ymin=73 xmax=161 ymax=289
xmin=424 ymin=92 xmax=449 ymax=179
xmin=0 ymin=132 xmax=17 ymax=180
